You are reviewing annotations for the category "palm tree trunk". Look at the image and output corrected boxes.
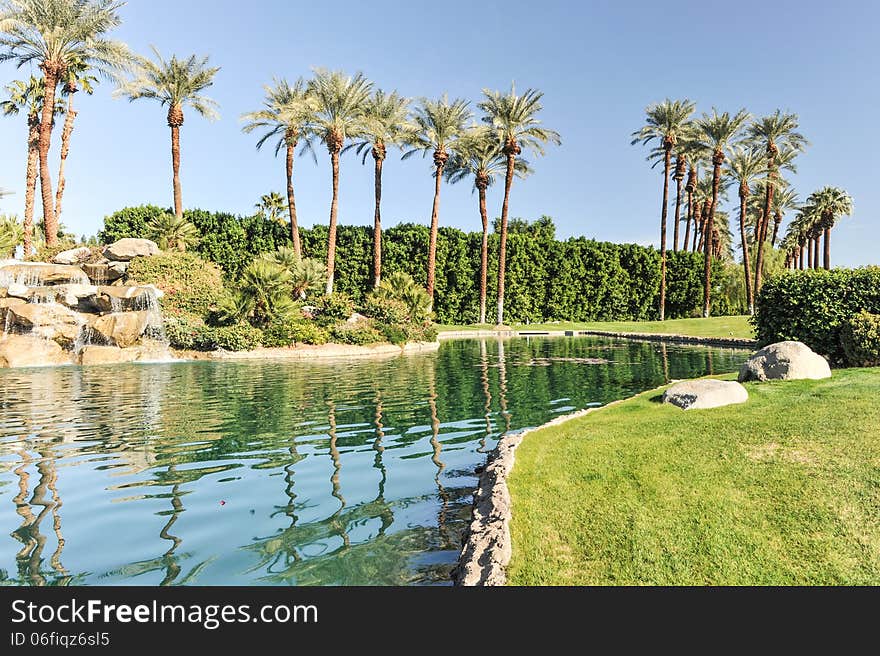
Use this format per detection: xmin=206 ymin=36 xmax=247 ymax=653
xmin=754 ymin=162 xmax=775 ymax=296
xmin=325 ymin=149 xmax=341 ymax=295
xmin=285 ymin=141 xmax=301 ymax=258
xmin=806 ymin=240 xmax=813 ymax=269
xmin=37 ymin=64 xmax=60 ymax=246
xmin=823 ymin=227 xmax=831 ymax=270
xmin=738 ymin=191 xmax=755 ymax=315
xmin=799 ymin=245 xmax=805 ymax=270
xmin=497 ymin=153 xmax=516 ymax=326
xmin=703 ymin=154 xmax=722 ymax=318
xmin=673 ymin=172 xmax=682 ymax=253
xmin=372 ymin=152 xmax=384 ymax=288
xmin=170 ymin=125 xmax=183 ymax=219
xmin=54 ymin=93 xmax=76 ymax=224
xmin=771 ymin=212 xmax=782 ymax=246
xmin=426 ymin=160 xmax=444 ymax=302
xmin=478 ymin=184 xmax=489 ymax=325
xmin=23 ymin=119 xmax=39 ymax=257
xmin=681 ymin=192 xmax=694 ymax=253
xmin=658 ymin=148 xmax=671 ymax=321
xmin=813 ymin=235 xmax=820 ymax=270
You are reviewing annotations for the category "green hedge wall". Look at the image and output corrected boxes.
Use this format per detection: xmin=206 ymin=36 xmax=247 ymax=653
xmin=101 ymin=206 xmax=715 ymax=324
xmin=753 ymin=267 xmax=880 ymax=364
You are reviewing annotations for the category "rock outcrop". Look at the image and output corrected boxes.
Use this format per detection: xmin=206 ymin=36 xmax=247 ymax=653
xmin=662 ymin=379 xmax=749 ymax=410
xmin=52 ymin=246 xmax=92 ymax=265
xmin=0 ymin=334 xmax=71 ymax=368
xmin=103 ymin=238 xmax=160 ymax=261
xmin=738 ymin=341 xmax=831 ymax=382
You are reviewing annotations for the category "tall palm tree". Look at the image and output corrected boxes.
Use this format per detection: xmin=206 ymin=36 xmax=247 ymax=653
xmin=1 ymin=76 xmax=62 ymax=256
xmin=770 ymin=185 xmax=799 ymax=247
xmin=346 ymin=90 xmax=413 ymax=288
xmin=0 ymin=0 xmax=130 ymax=245
xmin=403 ymin=95 xmax=471 ymax=303
xmin=631 ymin=99 xmax=695 ymax=320
xmin=445 ymin=126 xmax=531 ymax=324
xmin=117 ymin=47 xmax=220 ymax=219
xmin=54 ymin=57 xmax=96 ymax=223
xmin=691 ymin=108 xmax=750 ymax=317
xmin=747 ymin=110 xmax=808 ymax=293
xmin=254 ymin=191 xmax=286 ymax=224
xmin=725 ymin=146 xmax=765 ymax=314
xmin=241 ymin=77 xmax=315 ymax=257
xmin=806 ymin=186 xmax=853 ymax=269
xmin=308 ymin=69 xmax=373 ymax=295
xmin=479 ymin=84 xmax=560 ymax=325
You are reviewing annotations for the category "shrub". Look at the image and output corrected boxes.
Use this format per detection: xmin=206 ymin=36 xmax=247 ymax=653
xmin=371 ymin=272 xmax=433 ymax=323
xmin=262 ymin=321 xmax=329 ymax=347
xmin=330 ymin=322 xmax=382 ymax=345
xmin=209 ymin=323 xmax=263 ymax=351
xmin=126 ymin=251 xmax=224 ymax=317
xmin=753 ymin=268 xmax=880 ymax=364
xmin=840 ymin=311 xmax=880 ymax=367
xmin=314 ymin=293 xmax=355 ymax=326
xmin=362 ymin=296 xmax=410 ymax=325
xmin=378 ymin=323 xmax=408 ymax=346
xmin=99 ymin=205 xmax=166 ymax=243
xmin=163 ymin=313 xmax=212 ymax=350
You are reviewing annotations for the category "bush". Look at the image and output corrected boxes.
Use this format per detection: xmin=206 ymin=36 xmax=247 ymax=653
xmin=362 ymin=296 xmax=410 ymax=325
xmin=314 ymin=293 xmax=355 ymax=326
xmin=330 ymin=322 xmax=382 ymax=345
xmin=126 ymin=251 xmax=224 ymax=317
xmin=840 ymin=311 xmax=880 ymax=367
xmin=753 ymin=268 xmax=880 ymax=364
xmin=262 ymin=321 xmax=329 ymax=347
xmin=209 ymin=323 xmax=263 ymax=351
xmin=163 ymin=313 xmax=206 ymax=350
xmin=99 ymin=205 xmax=166 ymax=243
xmin=378 ymin=323 xmax=409 ymax=346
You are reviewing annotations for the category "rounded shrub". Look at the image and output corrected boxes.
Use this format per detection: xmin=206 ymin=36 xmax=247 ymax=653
xmin=127 ymin=251 xmax=224 ymax=317
xmin=209 ymin=323 xmax=263 ymax=351
xmin=330 ymin=322 xmax=382 ymax=346
xmin=313 ymin=293 xmax=355 ymax=326
xmin=840 ymin=311 xmax=880 ymax=367
xmin=362 ymin=296 xmax=409 ymax=325
xmin=262 ymin=321 xmax=329 ymax=347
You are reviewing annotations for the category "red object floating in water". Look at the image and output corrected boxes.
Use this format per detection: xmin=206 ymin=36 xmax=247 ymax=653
xmin=220 ymin=500 xmax=226 ymax=506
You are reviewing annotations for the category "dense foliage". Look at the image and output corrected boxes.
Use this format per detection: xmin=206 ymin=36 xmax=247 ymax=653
xmin=753 ymin=268 xmax=880 ymax=363
xmin=126 ymin=251 xmax=224 ymax=316
xmin=101 ymin=206 xmax=738 ymax=323
xmin=840 ymin=311 xmax=880 ymax=368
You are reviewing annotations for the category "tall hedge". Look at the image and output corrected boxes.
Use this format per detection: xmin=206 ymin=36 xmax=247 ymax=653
xmin=753 ymin=267 xmax=880 ymax=363
xmin=101 ymin=206 xmax=718 ymax=324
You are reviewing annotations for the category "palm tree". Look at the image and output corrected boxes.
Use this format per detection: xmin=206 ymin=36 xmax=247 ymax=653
xmin=631 ymin=99 xmax=695 ymax=320
xmin=806 ymin=186 xmax=853 ymax=269
xmin=147 ymin=212 xmax=199 ymax=252
xmin=54 ymin=57 xmax=96 ymax=223
xmin=445 ymin=126 xmax=531 ymax=324
xmin=345 ymin=90 xmax=413 ymax=289
xmin=308 ymin=69 xmax=373 ymax=295
xmin=254 ymin=191 xmax=286 ymax=224
xmin=262 ymin=246 xmax=326 ymax=300
xmin=218 ymin=258 xmax=295 ymax=327
xmin=0 ymin=214 xmax=23 ymax=257
xmin=747 ymin=110 xmax=808 ymax=293
xmin=479 ymin=84 xmax=560 ymax=325
xmin=403 ymin=95 xmax=471 ymax=304
xmin=1 ymin=76 xmax=62 ymax=256
xmin=691 ymin=108 xmax=750 ymax=317
xmin=770 ymin=185 xmax=799 ymax=247
xmin=0 ymin=0 xmax=130 ymax=245
xmin=117 ymin=47 xmax=220 ymax=219
xmin=241 ymin=77 xmax=315 ymax=257
xmin=725 ymin=146 xmax=765 ymax=314
xmin=371 ymin=271 xmax=432 ymax=324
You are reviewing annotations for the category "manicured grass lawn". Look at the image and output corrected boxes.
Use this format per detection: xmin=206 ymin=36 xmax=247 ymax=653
xmin=437 ymin=315 xmax=754 ymax=340
xmin=507 ymin=368 xmax=880 ymax=585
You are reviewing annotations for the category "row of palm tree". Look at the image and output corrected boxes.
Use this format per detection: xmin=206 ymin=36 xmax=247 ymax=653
xmin=780 ymin=187 xmax=853 ymax=271
xmin=241 ymin=73 xmax=559 ymax=324
xmin=633 ymin=100 xmax=818 ymax=317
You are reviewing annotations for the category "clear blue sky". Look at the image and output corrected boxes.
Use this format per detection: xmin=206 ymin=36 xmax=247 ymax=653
xmin=1 ymin=0 xmax=877 ymax=265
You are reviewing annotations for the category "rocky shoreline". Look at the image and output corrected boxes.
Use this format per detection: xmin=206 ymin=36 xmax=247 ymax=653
xmin=172 ymin=340 xmax=440 ymax=362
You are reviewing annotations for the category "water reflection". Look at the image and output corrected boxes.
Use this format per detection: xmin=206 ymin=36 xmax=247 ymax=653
xmin=0 ymin=337 xmax=749 ymax=586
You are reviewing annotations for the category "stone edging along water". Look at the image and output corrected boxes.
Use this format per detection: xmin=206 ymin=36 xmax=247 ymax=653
xmin=438 ymin=329 xmax=756 ymax=350
xmin=452 ymin=401 xmax=627 ymax=586
xmin=172 ymin=340 xmax=440 ymax=361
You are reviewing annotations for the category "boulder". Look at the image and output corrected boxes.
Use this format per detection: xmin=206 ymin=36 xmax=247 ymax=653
xmin=51 ymin=246 xmax=92 ymax=265
xmin=103 ymin=238 xmax=160 ymax=261
xmin=6 ymin=283 xmax=29 ymax=299
xmin=8 ymin=302 xmax=82 ymax=330
xmin=662 ymin=379 xmax=749 ymax=410
xmin=87 ymin=285 xmax=160 ymax=313
xmin=346 ymin=312 xmax=368 ymax=324
xmin=79 ymin=345 xmax=139 ymax=366
xmin=738 ymin=341 xmax=831 ymax=382
xmin=92 ymin=311 xmax=151 ymax=348
xmin=0 ymin=263 xmax=89 ymax=286
xmin=0 ymin=334 xmax=71 ymax=368
xmin=82 ymin=261 xmax=127 ymax=284
xmin=0 ymin=296 xmax=26 ymax=311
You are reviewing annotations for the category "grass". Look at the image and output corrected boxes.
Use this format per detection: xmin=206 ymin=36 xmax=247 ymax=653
xmin=507 ymin=367 xmax=880 ymax=585
xmin=436 ymin=315 xmax=754 ymax=340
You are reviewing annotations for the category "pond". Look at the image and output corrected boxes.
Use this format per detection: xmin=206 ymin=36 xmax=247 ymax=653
xmin=0 ymin=336 xmax=749 ymax=586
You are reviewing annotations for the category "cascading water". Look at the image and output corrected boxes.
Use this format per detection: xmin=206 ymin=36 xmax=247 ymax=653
xmin=133 ymin=288 xmax=168 ymax=346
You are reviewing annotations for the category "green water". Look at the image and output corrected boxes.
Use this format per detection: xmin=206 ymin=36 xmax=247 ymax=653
xmin=0 ymin=336 xmax=748 ymax=586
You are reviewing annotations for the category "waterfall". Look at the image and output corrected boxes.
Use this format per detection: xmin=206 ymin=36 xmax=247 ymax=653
xmin=134 ymin=288 xmax=168 ymax=346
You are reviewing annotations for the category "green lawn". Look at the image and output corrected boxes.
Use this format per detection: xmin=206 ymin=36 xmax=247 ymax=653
xmin=437 ymin=316 xmax=754 ymax=340
xmin=507 ymin=368 xmax=880 ymax=585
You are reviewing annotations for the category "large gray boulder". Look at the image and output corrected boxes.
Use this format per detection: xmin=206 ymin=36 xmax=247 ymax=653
xmin=663 ymin=379 xmax=749 ymax=410
xmin=51 ymin=246 xmax=92 ymax=265
xmin=738 ymin=341 xmax=831 ymax=382
xmin=103 ymin=238 xmax=160 ymax=261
